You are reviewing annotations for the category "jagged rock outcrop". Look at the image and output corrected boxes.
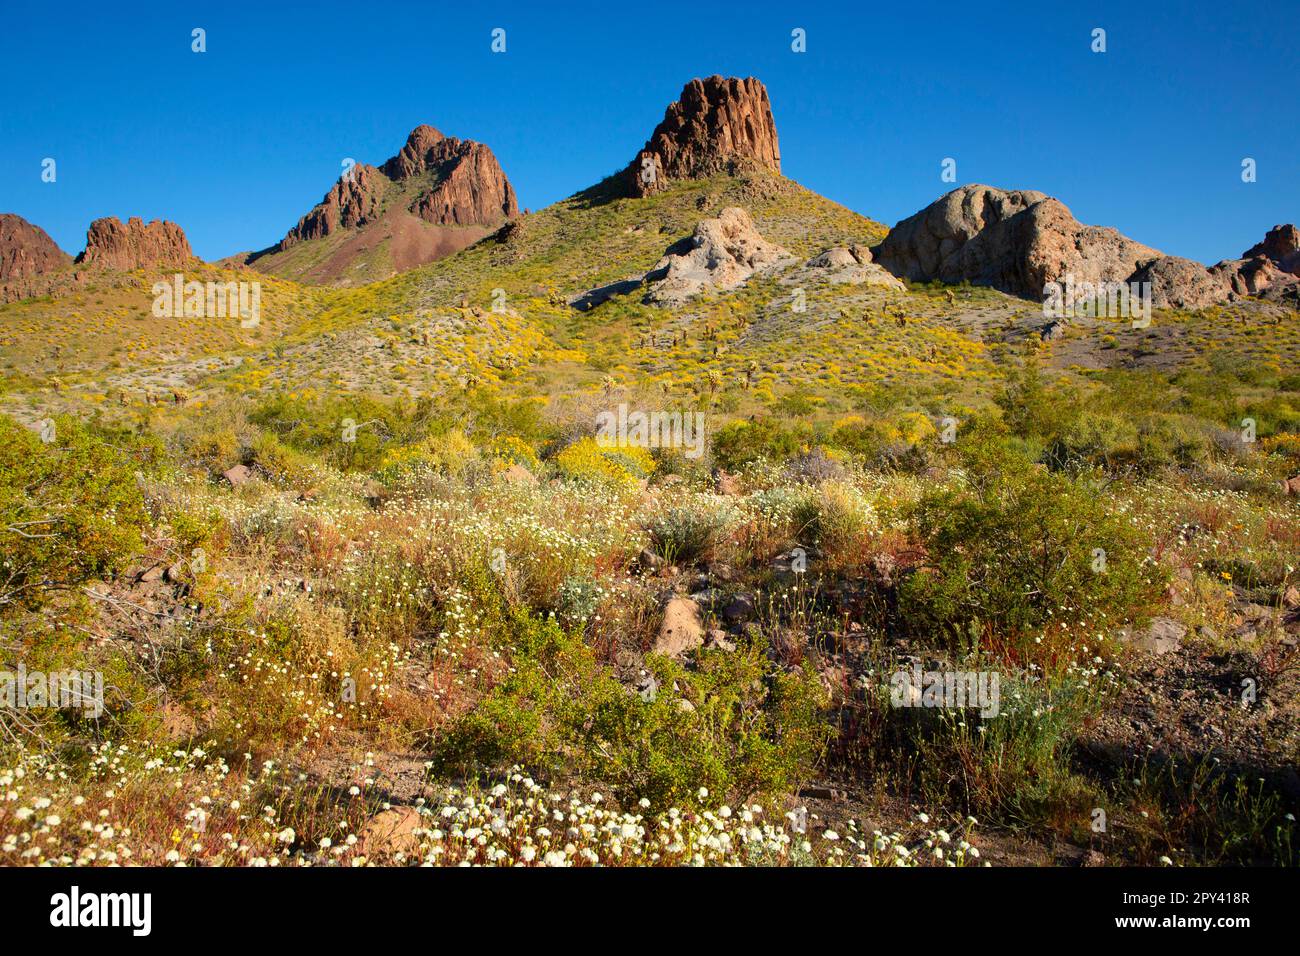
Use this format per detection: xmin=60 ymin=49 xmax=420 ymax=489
xmin=0 ymin=214 xmax=69 ymax=282
xmin=255 ymin=124 xmax=517 ymax=283
xmin=643 ymin=207 xmax=793 ymax=306
xmin=624 ymin=76 xmax=780 ymax=197
xmin=1198 ymin=224 xmax=1300 ymax=304
xmin=379 ymin=125 xmax=518 ymax=226
xmin=284 ymin=124 xmax=516 ymax=241
xmin=1243 ymin=224 xmax=1300 ymax=274
xmin=281 ymin=164 xmax=387 ymax=246
xmin=76 ymin=216 xmax=195 ymax=270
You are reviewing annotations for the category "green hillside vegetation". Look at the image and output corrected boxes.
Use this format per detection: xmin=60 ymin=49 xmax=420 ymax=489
xmin=2 ymin=170 xmax=1298 ymax=867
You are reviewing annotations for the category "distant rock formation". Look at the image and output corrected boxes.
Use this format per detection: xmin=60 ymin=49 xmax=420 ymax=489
xmin=1243 ymin=224 xmax=1300 ymax=274
xmin=76 ymin=216 xmax=194 ymax=271
xmin=624 ymin=76 xmax=781 ymax=197
xmin=872 ymin=185 xmax=1299 ymax=311
xmin=280 ymin=164 xmax=387 ymax=247
xmin=1208 ymin=224 xmax=1300 ymax=303
xmin=0 ymin=213 xmax=69 ymax=282
xmin=256 ymin=124 xmax=517 ymax=283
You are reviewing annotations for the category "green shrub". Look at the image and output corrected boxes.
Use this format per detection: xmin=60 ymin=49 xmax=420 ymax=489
xmin=712 ymin=418 xmax=807 ymax=470
xmin=431 ymin=612 xmax=830 ymax=811
xmin=0 ymin=415 xmax=151 ymax=614
xmin=644 ymin=504 xmax=732 ymax=566
xmin=899 ymin=459 xmax=1166 ymax=654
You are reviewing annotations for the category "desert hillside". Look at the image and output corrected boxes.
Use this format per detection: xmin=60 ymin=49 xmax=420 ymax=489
xmin=2 ymin=70 xmax=1298 ymax=876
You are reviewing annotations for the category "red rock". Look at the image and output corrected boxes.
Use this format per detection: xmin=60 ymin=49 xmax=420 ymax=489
xmin=222 ymin=464 xmax=253 ymax=486
xmin=1243 ymin=224 xmax=1300 ymax=273
xmin=281 ymin=164 xmax=386 ymax=246
xmin=0 ymin=213 xmax=69 ymax=282
xmin=275 ymin=125 xmax=517 ymax=254
xmin=76 ymin=216 xmax=194 ymax=271
xmin=625 ymin=76 xmax=781 ymax=197
xmin=0 ymin=214 xmax=71 ymax=303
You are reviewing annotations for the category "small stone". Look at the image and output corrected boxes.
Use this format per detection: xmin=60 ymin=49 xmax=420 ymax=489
xmin=722 ymin=593 xmax=756 ymax=624
xmin=222 ymin=463 xmax=252 ymax=487
xmin=705 ymin=628 xmax=736 ymax=652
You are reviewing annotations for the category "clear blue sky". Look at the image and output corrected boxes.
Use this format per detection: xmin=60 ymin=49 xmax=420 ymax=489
xmin=1 ymin=0 xmax=1294 ymax=265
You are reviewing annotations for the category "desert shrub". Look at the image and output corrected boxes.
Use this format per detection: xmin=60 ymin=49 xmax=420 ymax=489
xmin=789 ymin=481 xmax=877 ymax=558
xmin=484 ymin=434 xmax=540 ymax=470
xmin=643 ymin=503 xmax=734 ymax=566
xmin=0 ymin=415 xmax=151 ymax=614
xmin=431 ymin=612 xmax=830 ymax=811
xmin=553 ymin=437 xmax=655 ymax=487
xmin=852 ymin=660 xmax=1106 ymax=820
xmin=996 ymin=360 xmax=1082 ymax=448
xmin=712 ymin=418 xmax=807 ymax=470
xmin=899 ymin=460 xmax=1166 ymax=656
xmin=376 ymin=429 xmax=478 ymax=484
xmin=1042 ymin=412 xmax=1138 ymax=473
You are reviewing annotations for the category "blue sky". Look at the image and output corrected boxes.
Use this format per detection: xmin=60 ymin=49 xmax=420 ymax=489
xmin=1 ymin=0 xmax=1294 ymax=264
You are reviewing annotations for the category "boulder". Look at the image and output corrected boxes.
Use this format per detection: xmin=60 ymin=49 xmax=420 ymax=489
xmin=501 ymin=463 xmax=538 ymax=485
xmin=805 ymin=245 xmax=903 ymax=288
xmin=1122 ymin=617 xmax=1186 ymax=656
xmin=654 ymin=597 xmax=705 ymax=658
xmin=222 ymin=464 xmax=253 ymax=486
xmin=644 ymin=207 xmax=793 ymax=307
xmin=357 ymin=806 xmax=425 ymax=859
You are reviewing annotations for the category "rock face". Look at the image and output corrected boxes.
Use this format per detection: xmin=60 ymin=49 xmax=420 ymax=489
xmin=625 ymin=76 xmax=780 ymax=197
xmin=256 ymin=124 xmax=517 ymax=284
xmin=1206 ymin=224 xmax=1300 ymax=304
xmin=383 ymin=125 xmax=517 ymax=226
xmin=643 ymin=207 xmax=793 ymax=306
xmin=281 ymin=164 xmax=387 ymax=246
xmin=0 ymin=214 xmax=70 ymax=302
xmin=873 ymin=185 xmax=1164 ymax=299
xmin=76 ymin=216 xmax=194 ymax=270
xmin=281 ymin=126 xmax=517 ymax=249
xmin=0 ymin=214 xmax=69 ymax=282
xmin=1243 ymin=224 xmax=1300 ymax=274
xmin=872 ymin=184 xmax=1265 ymax=310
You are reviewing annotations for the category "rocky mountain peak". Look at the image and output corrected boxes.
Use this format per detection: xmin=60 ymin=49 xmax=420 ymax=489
xmin=75 ymin=216 xmax=194 ymax=271
xmin=1243 ymin=224 xmax=1300 ymax=274
xmin=275 ymin=124 xmax=518 ymax=257
xmin=0 ymin=213 xmax=69 ymax=283
xmin=625 ymin=76 xmax=781 ymax=197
